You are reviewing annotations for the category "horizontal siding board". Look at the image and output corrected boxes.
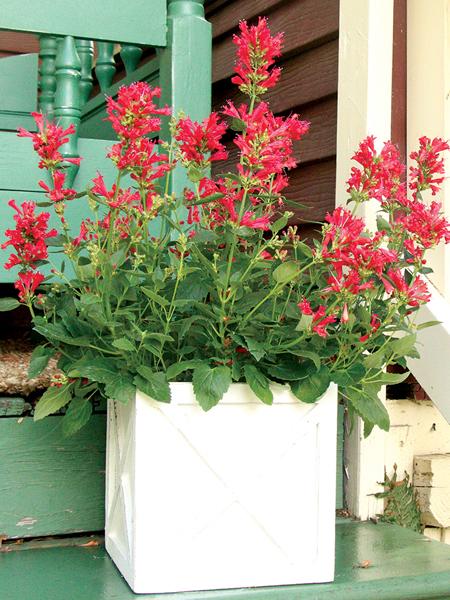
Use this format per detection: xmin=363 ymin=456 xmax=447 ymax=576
xmin=212 ymin=0 xmax=339 ymax=83
xmin=287 ymin=158 xmax=336 ymax=223
xmin=0 ymin=32 xmax=38 ymax=54
xmin=207 ymin=0 xmax=284 ymax=38
xmin=0 ymin=414 xmax=106 ymax=539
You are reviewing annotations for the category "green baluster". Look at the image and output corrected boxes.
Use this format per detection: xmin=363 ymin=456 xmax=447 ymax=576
xmin=95 ymin=42 xmax=116 ymax=91
xmin=54 ymin=36 xmax=81 ymax=186
xmin=75 ymin=39 xmax=94 ymax=104
xmin=160 ymin=0 xmax=211 ymax=197
xmin=38 ymin=35 xmax=57 ymax=117
xmin=120 ymin=44 xmax=143 ymax=75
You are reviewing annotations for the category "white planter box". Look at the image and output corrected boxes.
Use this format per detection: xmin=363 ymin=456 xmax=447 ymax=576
xmin=105 ymin=382 xmax=337 ymax=594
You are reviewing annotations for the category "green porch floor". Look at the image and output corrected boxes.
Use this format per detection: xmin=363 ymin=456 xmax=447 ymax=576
xmin=1 ymin=521 xmax=450 ymax=600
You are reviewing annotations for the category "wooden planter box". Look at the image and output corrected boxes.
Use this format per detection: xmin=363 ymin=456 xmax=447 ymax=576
xmin=105 ymin=383 xmax=338 ymax=594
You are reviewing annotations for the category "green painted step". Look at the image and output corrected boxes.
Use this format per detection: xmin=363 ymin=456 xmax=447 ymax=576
xmin=2 ymin=521 xmax=450 ymax=599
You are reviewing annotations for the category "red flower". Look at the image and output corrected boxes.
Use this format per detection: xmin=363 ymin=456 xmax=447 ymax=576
xmin=232 ymin=17 xmax=284 ymax=97
xmin=359 ymin=314 xmax=381 ymax=342
xmin=14 ymin=271 xmax=45 ymax=302
xmin=18 ymin=112 xmax=81 ymax=170
xmin=311 ymin=306 xmax=336 ymax=338
xmin=2 ymin=200 xmax=56 ymax=270
xmin=106 ymin=82 xmax=170 ymax=140
xmin=399 ymin=200 xmax=450 ymax=248
xmin=346 ymin=136 xmax=406 ymax=209
xmin=409 ymin=136 xmax=450 ymax=196
xmin=297 ymin=298 xmax=313 ymax=315
xmin=39 ymin=170 xmax=76 ymax=203
xmin=175 ymin=113 xmax=228 ymax=166
xmin=224 ymin=101 xmax=309 ymax=182
xmin=240 ymin=211 xmax=270 ymax=230
xmin=383 ymin=268 xmax=431 ymax=306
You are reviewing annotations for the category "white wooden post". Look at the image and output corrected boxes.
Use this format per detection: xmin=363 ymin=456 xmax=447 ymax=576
xmin=336 ymin=0 xmax=394 ymax=519
xmin=407 ymin=0 xmax=450 ymax=300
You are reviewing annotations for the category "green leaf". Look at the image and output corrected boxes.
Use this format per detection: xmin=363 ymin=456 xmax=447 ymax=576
xmin=28 ymin=345 xmax=54 ymax=379
xmin=297 ymin=242 xmax=314 ymax=258
xmin=417 ymin=320 xmax=442 ymax=330
xmin=166 ymin=360 xmax=204 ymax=380
xmin=112 ymin=337 xmax=135 ymax=352
xmin=295 ymin=313 xmax=313 ymax=331
xmin=230 ymin=117 xmax=246 ymax=132
xmin=290 ymin=366 xmax=331 ymax=403
xmin=104 ymin=374 xmax=136 ymax=404
xmin=346 ymin=385 xmax=390 ymax=434
xmin=141 ymin=288 xmax=169 ymax=307
xmin=390 ymin=334 xmax=417 ymax=357
xmin=61 ymin=398 xmax=92 ymax=436
xmin=68 ymin=357 xmax=117 ymax=384
xmin=331 ymin=363 xmax=366 ymax=387
xmin=33 ymin=319 xmax=91 ymax=347
xmin=364 ymin=349 xmax=385 ymax=369
xmin=193 ymin=364 xmax=231 ymax=411
xmin=244 ymin=364 xmax=273 ymax=405
xmin=272 ymin=261 xmax=300 ymax=284
xmin=243 ymin=336 xmax=266 ymax=362
xmin=369 ymin=370 xmax=410 ymax=385
xmin=34 ymin=384 xmax=73 ymax=421
xmin=266 ymin=360 xmax=315 ymax=381
xmin=0 ymin=297 xmax=20 ymax=311
xmin=187 ymin=165 xmax=203 ymax=183
xmin=286 ymin=349 xmax=321 ymax=369
xmin=135 ymin=367 xmax=171 ymax=403
xmin=377 ymin=215 xmax=391 ymax=232
xmin=270 ymin=213 xmax=289 ymax=233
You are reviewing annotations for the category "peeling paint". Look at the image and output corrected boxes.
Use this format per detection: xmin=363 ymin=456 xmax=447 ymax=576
xmin=16 ymin=517 xmax=37 ymax=527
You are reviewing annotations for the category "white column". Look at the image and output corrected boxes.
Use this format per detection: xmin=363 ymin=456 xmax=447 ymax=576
xmin=407 ymin=0 xmax=450 ymax=300
xmin=336 ymin=0 xmax=394 ymax=519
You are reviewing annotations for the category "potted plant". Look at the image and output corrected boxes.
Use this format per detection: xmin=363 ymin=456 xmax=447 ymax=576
xmin=2 ymin=17 xmax=450 ymax=594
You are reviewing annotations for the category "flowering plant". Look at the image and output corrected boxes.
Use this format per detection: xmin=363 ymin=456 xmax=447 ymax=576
xmin=2 ymin=18 xmax=449 ymax=436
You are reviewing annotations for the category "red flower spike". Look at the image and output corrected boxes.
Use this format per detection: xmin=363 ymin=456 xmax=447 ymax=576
xmin=14 ymin=271 xmax=45 ymax=302
xmin=106 ymin=82 xmax=170 ymax=140
xmin=409 ymin=136 xmax=450 ymax=197
xmin=232 ymin=17 xmax=284 ymax=97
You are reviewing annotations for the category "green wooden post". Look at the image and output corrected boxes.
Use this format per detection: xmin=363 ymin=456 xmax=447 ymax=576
xmin=95 ymin=42 xmax=116 ymax=91
xmin=120 ymin=44 xmax=143 ymax=75
xmin=159 ymin=0 xmax=212 ymax=197
xmin=38 ymin=35 xmax=57 ymax=117
xmin=75 ymin=39 xmax=94 ymax=105
xmin=54 ymin=36 xmax=81 ymax=186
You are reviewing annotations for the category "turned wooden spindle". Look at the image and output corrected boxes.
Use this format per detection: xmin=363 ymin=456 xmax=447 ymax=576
xmin=54 ymin=36 xmax=81 ymax=186
xmin=75 ymin=39 xmax=94 ymax=104
xmin=38 ymin=35 xmax=57 ymax=116
xmin=95 ymin=42 xmax=116 ymax=91
xmin=120 ymin=44 xmax=143 ymax=75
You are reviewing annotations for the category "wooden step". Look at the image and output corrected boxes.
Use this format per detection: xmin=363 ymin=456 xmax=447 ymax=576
xmin=1 ymin=521 xmax=450 ymax=599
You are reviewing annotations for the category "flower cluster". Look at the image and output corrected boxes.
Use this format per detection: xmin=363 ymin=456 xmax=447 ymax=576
xmin=18 ymin=112 xmax=81 ymax=170
xmin=3 ymin=17 xmax=450 ymax=437
xmin=232 ymin=17 xmax=284 ymax=97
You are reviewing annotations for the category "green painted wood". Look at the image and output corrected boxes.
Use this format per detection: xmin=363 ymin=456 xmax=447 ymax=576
xmin=38 ymin=36 xmax=57 ymax=116
xmin=120 ymin=44 xmax=143 ymax=75
xmin=0 ymin=397 xmax=30 ymax=417
xmin=0 ymin=53 xmax=38 ymax=113
xmin=2 ymin=522 xmax=450 ymax=599
xmin=54 ymin=36 xmax=82 ymax=185
xmin=0 ymin=131 xmax=117 ymax=192
xmin=0 ymin=0 xmax=167 ymax=46
xmin=159 ymin=0 xmax=212 ymax=197
xmin=336 ymin=404 xmax=344 ymax=509
xmin=75 ymin=39 xmax=94 ymax=105
xmin=0 ymin=414 xmax=106 ymax=539
xmin=95 ymin=42 xmax=116 ymax=92
xmin=80 ymin=59 xmax=160 ymax=140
